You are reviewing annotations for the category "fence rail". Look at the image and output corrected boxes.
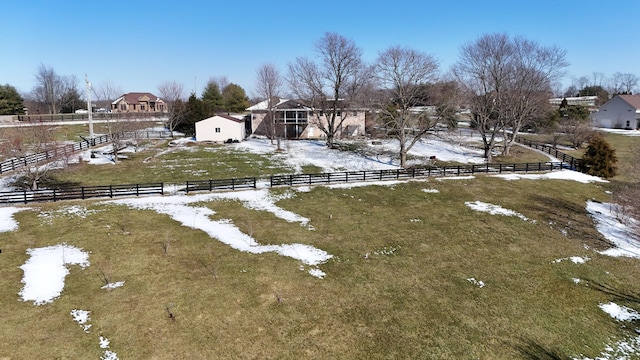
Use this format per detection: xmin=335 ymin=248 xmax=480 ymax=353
xmin=0 ymin=183 xmax=164 ymax=204
xmin=0 ymin=161 xmax=569 ymax=205
xmin=516 ymin=138 xmax=581 ymax=169
xmin=120 ymin=130 xmax=176 ymax=139
xmin=185 ymin=177 xmax=257 ymax=193
xmin=15 ymin=112 xmax=168 ymax=122
xmin=269 ymin=162 xmax=566 ymax=187
xmin=0 ymin=134 xmax=112 ymax=174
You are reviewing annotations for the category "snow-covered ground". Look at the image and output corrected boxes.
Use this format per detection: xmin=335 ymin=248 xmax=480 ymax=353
xmin=233 ymin=136 xmax=486 ymax=172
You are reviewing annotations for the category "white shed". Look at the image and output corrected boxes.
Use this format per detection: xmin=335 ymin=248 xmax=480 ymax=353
xmin=195 ymin=114 xmax=246 ymax=142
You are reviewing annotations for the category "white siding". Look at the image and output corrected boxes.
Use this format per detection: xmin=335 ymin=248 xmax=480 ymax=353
xmin=195 ymin=116 xmax=245 ymax=142
xmin=592 ymin=96 xmax=638 ymax=129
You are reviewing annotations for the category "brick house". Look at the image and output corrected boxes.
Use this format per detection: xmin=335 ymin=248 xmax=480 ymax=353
xmin=111 ymin=92 xmax=167 ymax=113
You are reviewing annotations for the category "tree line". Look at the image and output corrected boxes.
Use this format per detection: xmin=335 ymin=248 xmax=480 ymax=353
xmin=1 ymin=32 xmax=637 ymax=168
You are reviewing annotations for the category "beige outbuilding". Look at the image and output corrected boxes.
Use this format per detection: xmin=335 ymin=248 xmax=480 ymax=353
xmin=195 ymin=114 xmax=246 ymax=143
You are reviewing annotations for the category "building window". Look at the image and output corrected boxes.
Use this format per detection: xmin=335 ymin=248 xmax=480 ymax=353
xmin=140 ymin=105 xmax=145 ymax=111
xmin=215 ymin=128 xmax=221 ymax=133
xmin=120 ymin=104 xmax=126 ymax=111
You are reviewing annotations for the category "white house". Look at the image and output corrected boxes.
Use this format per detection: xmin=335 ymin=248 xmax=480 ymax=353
xmin=591 ymin=94 xmax=640 ymax=129
xmin=195 ymin=114 xmax=246 ymax=143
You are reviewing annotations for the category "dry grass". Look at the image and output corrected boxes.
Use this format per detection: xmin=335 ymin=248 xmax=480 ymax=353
xmin=1 ymin=175 xmax=637 ymax=359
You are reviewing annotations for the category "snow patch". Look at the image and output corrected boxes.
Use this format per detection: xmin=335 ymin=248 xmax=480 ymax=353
xmin=586 ymin=201 xmax=640 ymax=258
xmin=19 ymin=244 xmax=90 ymax=305
xmin=467 ymin=278 xmax=485 ymax=288
xmin=0 ymin=207 xmax=29 ymax=232
xmin=465 ymin=201 xmax=529 ymax=221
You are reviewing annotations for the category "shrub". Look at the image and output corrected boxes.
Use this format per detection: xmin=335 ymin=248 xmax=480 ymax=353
xmin=580 ymin=135 xmax=617 ymax=178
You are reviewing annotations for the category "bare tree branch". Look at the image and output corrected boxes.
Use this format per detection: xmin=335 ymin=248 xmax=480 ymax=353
xmin=287 ymin=32 xmax=367 ymax=147
xmin=373 ymin=45 xmax=440 ymax=167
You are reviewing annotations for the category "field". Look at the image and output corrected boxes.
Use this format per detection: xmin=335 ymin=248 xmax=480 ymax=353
xmin=0 ymin=129 xmax=639 ymax=359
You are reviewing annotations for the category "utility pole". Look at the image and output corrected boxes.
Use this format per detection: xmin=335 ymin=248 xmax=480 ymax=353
xmin=85 ymin=74 xmax=94 ymax=141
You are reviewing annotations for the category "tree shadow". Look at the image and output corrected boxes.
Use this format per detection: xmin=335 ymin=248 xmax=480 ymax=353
xmin=511 ymin=337 xmax=570 ymax=360
xmin=583 ymin=278 xmax=640 ymax=305
xmin=525 ymin=195 xmax=612 ymax=250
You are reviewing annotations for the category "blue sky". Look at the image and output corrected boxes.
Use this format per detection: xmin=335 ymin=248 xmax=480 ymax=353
xmin=2 ymin=0 xmax=638 ymax=99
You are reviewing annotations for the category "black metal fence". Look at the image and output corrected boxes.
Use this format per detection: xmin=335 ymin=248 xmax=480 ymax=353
xmin=0 ymin=130 xmax=177 ymax=175
xmin=0 ymin=183 xmax=164 ymax=204
xmin=0 ymin=161 xmax=569 ymax=205
xmin=0 ymin=134 xmax=111 ymax=174
xmin=269 ymin=162 xmax=566 ymax=187
xmin=516 ymin=138 xmax=581 ymax=170
xmin=185 ymin=177 xmax=257 ymax=193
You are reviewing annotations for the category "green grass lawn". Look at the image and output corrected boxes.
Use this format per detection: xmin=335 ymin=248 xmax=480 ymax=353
xmin=1 ymin=174 xmax=637 ymax=359
xmin=1 ymin=126 xmax=639 ymax=359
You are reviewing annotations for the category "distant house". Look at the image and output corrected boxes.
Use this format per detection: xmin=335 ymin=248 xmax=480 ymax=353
xmin=111 ymin=92 xmax=167 ymax=113
xmin=549 ymin=96 xmax=598 ymax=112
xmin=195 ymin=114 xmax=246 ymax=143
xmin=247 ymin=98 xmax=366 ymax=139
xmin=591 ymin=94 xmax=640 ymax=129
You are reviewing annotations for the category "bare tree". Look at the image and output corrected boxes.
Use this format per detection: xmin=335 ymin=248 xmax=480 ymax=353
xmin=254 ymin=63 xmax=284 ymax=144
xmin=592 ymin=72 xmax=605 ymax=87
xmin=288 ymin=32 xmax=367 ymax=147
xmin=92 ymin=81 xmax=123 ymax=110
xmin=560 ymin=118 xmax=597 ymax=149
xmin=157 ymin=81 xmax=185 ymax=131
xmin=453 ymin=33 xmax=512 ymax=162
xmin=32 ymin=64 xmax=65 ymax=114
xmin=0 ymin=124 xmax=65 ymax=189
xmin=572 ymin=76 xmax=590 ymax=92
xmin=610 ymin=72 xmax=639 ymax=94
xmin=500 ymin=37 xmax=568 ymax=155
xmin=453 ymin=33 xmax=568 ymax=160
xmin=209 ymin=76 xmax=229 ymax=94
xmin=373 ymin=45 xmax=440 ymax=168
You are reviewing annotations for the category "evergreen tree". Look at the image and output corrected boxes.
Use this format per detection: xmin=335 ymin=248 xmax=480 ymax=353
xmin=201 ymin=81 xmax=223 ymax=115
xmin=580 ymin=135 xmax=617 ymax=178
xmin=558 ymin=104 xmax=589 ymax=121
xmin=59 ymin=87 xmax=84 ymax=113
xmin=0 ymin=84 xmax=25 ymax=115
xmin=222 ymin=83 xmax=249 ymax=113
xmin=578 ymin=85 xmax=609 ymax=106
xmin=559 ymin=98 xmax=568 ymax=109
xmin=175 ymin=93 xmax=208 ymax=135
